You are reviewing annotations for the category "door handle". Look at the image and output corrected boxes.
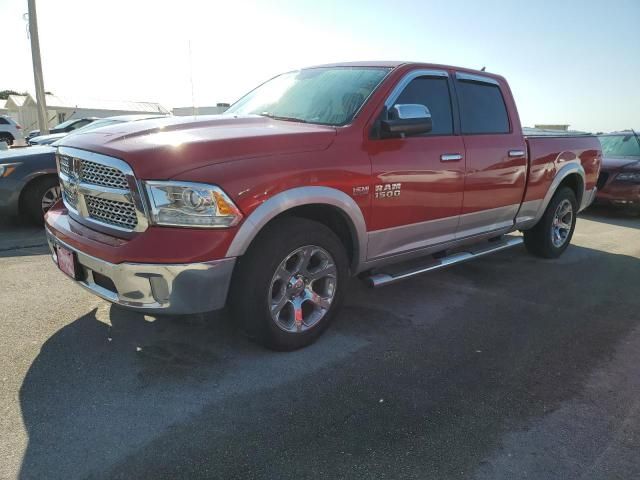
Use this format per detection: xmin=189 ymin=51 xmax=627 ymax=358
xmin=508 ymin=149 xmax=525 ymax=158
xmin=440 ymin=153 xmax=463 ymax=162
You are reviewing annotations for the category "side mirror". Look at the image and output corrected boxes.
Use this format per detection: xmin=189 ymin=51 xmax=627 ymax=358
xmin=381 ymin=104 xmax=432 ymax=137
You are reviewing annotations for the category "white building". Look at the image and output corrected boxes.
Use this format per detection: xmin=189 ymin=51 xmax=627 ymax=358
xmin=4 ymin=93 xmax=170 ymax=133
xmin=172 ymin=103 xmax=230 ymax=116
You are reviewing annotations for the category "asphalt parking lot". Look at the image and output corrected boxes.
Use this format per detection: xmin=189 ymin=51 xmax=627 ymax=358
xmin=0 ymin=208 xmax=639 ymax=480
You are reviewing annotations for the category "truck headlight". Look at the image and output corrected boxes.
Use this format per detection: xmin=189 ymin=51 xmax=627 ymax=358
xmin=144 ymin=181 xmax=243 ymax=227
xmin=615 ymin=172 xmax=640 ymax=183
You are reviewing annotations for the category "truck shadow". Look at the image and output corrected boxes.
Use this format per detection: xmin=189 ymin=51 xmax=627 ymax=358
xmin=17 ymin=243 xmax=640 ymax=479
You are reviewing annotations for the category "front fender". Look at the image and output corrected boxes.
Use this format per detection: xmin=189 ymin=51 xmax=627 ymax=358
xmin=225 ymin=186 xmax=368 ymax=273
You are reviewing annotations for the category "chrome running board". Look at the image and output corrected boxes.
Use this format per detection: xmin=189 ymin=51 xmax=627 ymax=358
xmin=366 ymin=236 xmax=523 ymax=287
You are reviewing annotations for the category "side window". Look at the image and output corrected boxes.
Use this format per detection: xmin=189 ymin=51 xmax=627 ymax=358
xmin=395 ymin=77 xmax=454 ymax=135
xmin=456 ymin=79 xmax=509 ymax=134
xmin=71 ymin=120 xmax=90 ymax=130
xmin=0 ymin=117 xmax=9 ymax=125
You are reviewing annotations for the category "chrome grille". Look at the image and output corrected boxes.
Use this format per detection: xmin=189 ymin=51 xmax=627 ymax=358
xmin=59 ymin=155 xmax=72 ymax=176
xmin=80 ymin=159 xmax=129 ymax=189
xmin=85 ymin=195 xmax=138 ymax=229
xmin=63 ymin=187 xmax=78 ymax=208
xmin=56 ymin=147 xmax=147 ymax=234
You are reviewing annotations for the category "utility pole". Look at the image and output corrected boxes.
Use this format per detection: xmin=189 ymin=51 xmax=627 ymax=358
xmin=27 ymin=0 xmax=48 ymax=134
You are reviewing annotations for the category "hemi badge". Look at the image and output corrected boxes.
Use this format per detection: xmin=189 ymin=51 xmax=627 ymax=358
xmin=352 ymin=185 xmax=369 ymax=196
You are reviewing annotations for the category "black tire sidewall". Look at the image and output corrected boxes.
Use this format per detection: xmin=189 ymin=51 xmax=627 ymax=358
xmin=24 ymin=176 xmax=59 ymax=224
xmin=526 ymin=187 xmax=578 ymax=258
xmin=230 ymin=217 xmax=349 ymax=351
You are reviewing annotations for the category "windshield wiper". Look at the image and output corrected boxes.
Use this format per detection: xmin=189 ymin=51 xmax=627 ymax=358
xmin=258 ymin=112 xmax=308 ymax=124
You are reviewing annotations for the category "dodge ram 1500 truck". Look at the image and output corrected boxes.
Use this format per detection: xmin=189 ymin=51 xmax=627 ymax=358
xmin=44 ymin=62 xmax=601 ymax=350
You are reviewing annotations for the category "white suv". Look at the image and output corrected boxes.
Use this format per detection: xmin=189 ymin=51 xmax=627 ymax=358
xmin=0 ymin=115 xmax=26 ymax=147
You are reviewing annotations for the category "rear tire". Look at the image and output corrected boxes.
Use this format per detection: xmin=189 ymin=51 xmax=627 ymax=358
xmin=230 ymin=217 xmax=349 ymax=351
xmin=0 ymin=134 xmax=13 ymax=146
xmin=22 ymin=176 xmax=61 ymax=224
xmin=523 ymin=186 xmax=578 ymax=258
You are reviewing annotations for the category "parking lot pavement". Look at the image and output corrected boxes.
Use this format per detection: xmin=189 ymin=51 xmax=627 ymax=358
xmin=0 ymin=208 xmax=638 ymax=480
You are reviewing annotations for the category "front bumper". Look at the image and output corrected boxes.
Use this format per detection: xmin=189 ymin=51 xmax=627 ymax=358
xmin=596 ymin=180 xmax=640 ymax=207
xmin=46 ymin=228 xmax=236 ymax=314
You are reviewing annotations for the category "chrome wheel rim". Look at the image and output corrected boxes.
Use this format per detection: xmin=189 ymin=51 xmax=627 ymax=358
xmin=41 ymin=185 xmax=61 ymax=213
xmin=269 ymin=245 xmax=337 ymax=333
xmin=551 ymin=199 xmax=573 ymax=247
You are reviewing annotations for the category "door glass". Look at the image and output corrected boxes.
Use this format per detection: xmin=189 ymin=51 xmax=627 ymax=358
xmin=395 ymin=77 xmax=454 ymax=135
xmin=457 ymin=80 xmax=509 ymax=134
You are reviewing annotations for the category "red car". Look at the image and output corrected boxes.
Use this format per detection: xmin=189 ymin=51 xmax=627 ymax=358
xmin=44 ymin=62 xmax=601 ymax=350
xmin=595 ymin=131 xmax=640 ymax=212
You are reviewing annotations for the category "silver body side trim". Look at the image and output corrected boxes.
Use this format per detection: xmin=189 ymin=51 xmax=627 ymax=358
xmin=455 ymin=204 xmax=519 ymax=239
xmin=367 ymin=204 xmax=519 ymax=260
xmin=46 ymin=228 xmax=235 ymax=314
xmin=580 ymin=187 xmax=597 ymax=212
xmin=515 ymin=162 xmax=586 ymax=230
xmin=367 ymin=216 xmax=458 ymax=259
xmin=361 ymin=226 xmax=514 ymax=272
xmin=226 ymin=186 xmax=368 ymax=273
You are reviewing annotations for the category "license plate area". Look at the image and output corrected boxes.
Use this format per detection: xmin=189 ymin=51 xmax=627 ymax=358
xmin=56 ymin=245 xmax=79 ymax=279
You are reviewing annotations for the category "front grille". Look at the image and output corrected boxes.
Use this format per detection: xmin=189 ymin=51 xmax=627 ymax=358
xmin=596 ymin=172 xmax=609 ymax=190
xmin=63 ymin=187 xmax=77 ymax=208
xmin=59 ymin=155 xmax=72 ymax=176
xmin=85 ymin=195 xmax=138 ymax=229
xmin=57 ymin=147 xmax=147 ymax=233
xmin=80 ymin=159 xmax=129 ymax=189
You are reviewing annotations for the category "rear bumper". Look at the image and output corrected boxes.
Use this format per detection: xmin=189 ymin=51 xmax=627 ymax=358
xmin=46 ymin=228 xmax=236 ymax=314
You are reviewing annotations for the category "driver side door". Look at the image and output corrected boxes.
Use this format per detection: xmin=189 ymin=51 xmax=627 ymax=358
xmin=365 ymin=69 xmax=465 ymax=259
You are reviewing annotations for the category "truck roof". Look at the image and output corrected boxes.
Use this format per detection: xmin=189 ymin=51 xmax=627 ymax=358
xmin=305 ymin=61 xmax=504 ymax=81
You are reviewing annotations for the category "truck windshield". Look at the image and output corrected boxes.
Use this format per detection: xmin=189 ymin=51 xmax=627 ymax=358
xmin=598 ymin=134 xmax=640 ymax=157
xmin=225 ymin=67 xmax=391 ymax=126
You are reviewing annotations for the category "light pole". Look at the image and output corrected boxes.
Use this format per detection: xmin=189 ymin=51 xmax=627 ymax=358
xmin=27 ymin=0 xmax=49 ymax=134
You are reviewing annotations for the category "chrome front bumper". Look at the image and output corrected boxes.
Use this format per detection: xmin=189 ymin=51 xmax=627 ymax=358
xmin=45 ymin=229 xmax=236 ymax=314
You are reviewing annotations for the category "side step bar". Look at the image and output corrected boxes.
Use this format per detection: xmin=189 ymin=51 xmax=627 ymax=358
xmin=366 ymin=236 xmax=524 ymax=288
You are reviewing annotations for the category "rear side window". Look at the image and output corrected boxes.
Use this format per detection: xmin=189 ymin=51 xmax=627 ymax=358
xmin=0 ymin=118 xmax=9 ymax=125
xmin=395 ymin=77 xmax=454 ymax=135
xmin=457 ymin=79 xmax=509 ymax=134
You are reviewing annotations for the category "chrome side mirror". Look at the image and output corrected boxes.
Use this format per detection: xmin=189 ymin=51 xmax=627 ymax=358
xmin=381 ymin=104 xmax=433 ymax=137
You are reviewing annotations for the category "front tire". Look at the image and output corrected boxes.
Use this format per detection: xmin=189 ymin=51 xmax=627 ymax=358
xmin=23 ymin=176 xmax=61 ymax=224
xmin=523 ymin=186 xmax=578 ymax=258
xmin=230 ymin=217 xmax=349 ymax=351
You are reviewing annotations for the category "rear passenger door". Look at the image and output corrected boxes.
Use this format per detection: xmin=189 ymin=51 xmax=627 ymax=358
xmin=454 ymin=72 xmax=527 ymax=238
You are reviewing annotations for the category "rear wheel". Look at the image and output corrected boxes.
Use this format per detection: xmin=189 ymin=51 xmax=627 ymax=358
xmin=523 ymin=186 xmax=577 ymax=258
xmin=230 ymin=217 xmax=349 ymax=351
xmin=0 ymin=134 xmax=13 ymax=146
xmin=22 ymin=176 xmax=61 ymax=224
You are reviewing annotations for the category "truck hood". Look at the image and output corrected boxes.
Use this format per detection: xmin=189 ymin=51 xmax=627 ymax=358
xmin=601 ymin=155 xmax=640 ymax=172
xmin=56 ymin=115 xmax=337 ymax=179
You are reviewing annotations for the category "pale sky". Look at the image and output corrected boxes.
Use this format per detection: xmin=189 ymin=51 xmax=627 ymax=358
xmin=1 ymin=0 xmax=638 ymax=132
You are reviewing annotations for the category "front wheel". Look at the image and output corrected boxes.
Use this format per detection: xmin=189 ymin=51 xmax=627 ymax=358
xmin=230 ymin=217 xmax=349 ymax=351
xmin=523 ymin=186 xmax=578 ymax=258
xmin=23 ymin=176 xmax=61 ymax=224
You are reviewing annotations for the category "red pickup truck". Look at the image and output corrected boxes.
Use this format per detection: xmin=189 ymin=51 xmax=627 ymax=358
xmin=45 ymin=62 xmax=601 ymax=350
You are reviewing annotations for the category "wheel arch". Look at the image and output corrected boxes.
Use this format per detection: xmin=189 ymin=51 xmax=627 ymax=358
xmin=18 ymin=172 xmax=59 ymax=214
xmin=520 ymin=162 xmax=585 ymax=230
xmin=226 ymin=187 xmax=368 ymax=274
